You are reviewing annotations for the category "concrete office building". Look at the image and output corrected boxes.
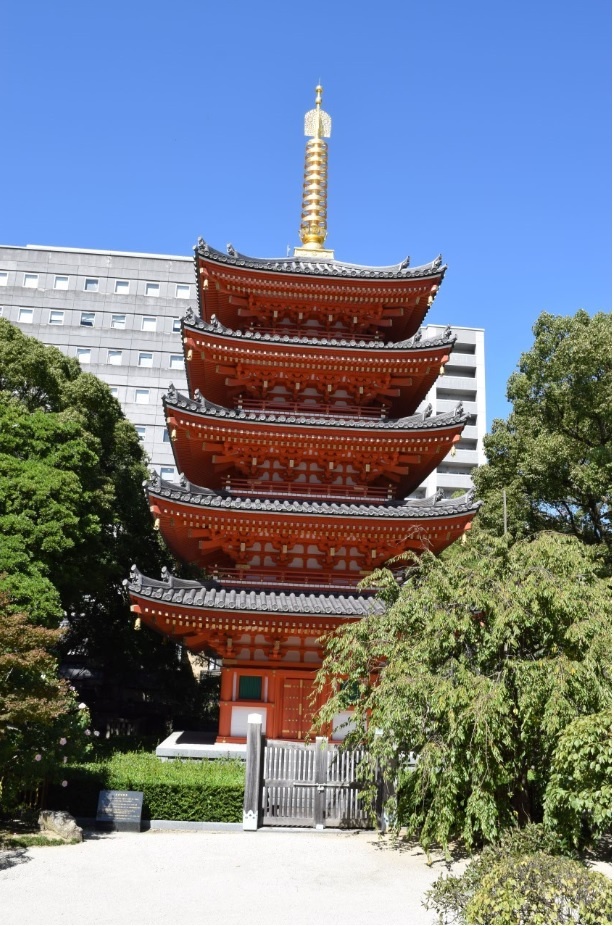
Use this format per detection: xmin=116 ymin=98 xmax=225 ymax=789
xmin=0 ymin=244 xmax=486 ymax=496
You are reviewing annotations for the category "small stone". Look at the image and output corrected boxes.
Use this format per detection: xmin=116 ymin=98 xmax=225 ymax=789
xmin=38 ymin=810 xmax=83 ymax=842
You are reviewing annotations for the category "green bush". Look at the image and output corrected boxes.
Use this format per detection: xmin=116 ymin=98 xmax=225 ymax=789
xmin=466 ymin=855 xmax=611 ymax=925
xmin=544 ymin=711 xmax=612 ymax=851
xmin=424 ymin=833 xmax=612 ymax=925
xmin=493 ymin=823 xmax=570 ymax=858
xmin=46 ymin=752 xmax=244 ymax=823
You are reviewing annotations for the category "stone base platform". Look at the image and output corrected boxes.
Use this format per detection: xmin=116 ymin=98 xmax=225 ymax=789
xmin=155 ymin=730 xmax=246 ymax=761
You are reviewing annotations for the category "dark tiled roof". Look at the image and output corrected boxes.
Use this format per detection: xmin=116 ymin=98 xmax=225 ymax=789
xmin=194 ymin=240 xmax=446 ymax=281
xmin=182 ymin=308 xmax=455 ymax=352
xmin=147 ymin=473 xmax=480 ymax=520
xmin=164 ymin=385 xmax=468 ymax=432
xmin=126 ymin=566 xmax=380 ymax=617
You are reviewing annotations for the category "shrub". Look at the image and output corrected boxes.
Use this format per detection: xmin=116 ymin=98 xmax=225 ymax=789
xmin=544 ymin=711 xmax=612 ymax=851
xmin=424 ymin=833 xmax=612 ymax=925
xmin=465 ymin=855 xmax=611 ymax=925
xmin=46 ymin=752 xmax=244 ymax=823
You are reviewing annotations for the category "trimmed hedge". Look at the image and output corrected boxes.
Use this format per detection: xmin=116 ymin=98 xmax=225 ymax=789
xmin=46 ymin=752 xmax=244 ymax=823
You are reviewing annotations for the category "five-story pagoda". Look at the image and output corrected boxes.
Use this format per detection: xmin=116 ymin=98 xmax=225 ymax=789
xmin=127 ymin=87 xmax=480 ymax=743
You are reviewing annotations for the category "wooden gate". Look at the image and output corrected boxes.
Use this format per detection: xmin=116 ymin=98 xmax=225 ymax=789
xmin=242 ymin=715 xmax=373 ymax=829
xmin=262 ymin=738 xmax=368 ymax=827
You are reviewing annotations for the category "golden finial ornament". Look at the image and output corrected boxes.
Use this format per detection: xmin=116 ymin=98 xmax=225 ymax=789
xmin=294 ymin=85 xmax=334 ymax=259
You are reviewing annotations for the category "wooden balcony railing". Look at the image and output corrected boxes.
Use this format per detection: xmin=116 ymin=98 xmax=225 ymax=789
xmin=224 ymin=479 xmax=393 ymax=502
xmin=243 ymin=325 xmax=384 ymax=342
xmin=210 ymin=565 xmax=369 ymax=592
xmin=235 ymin=397 xmax=387 ymax=420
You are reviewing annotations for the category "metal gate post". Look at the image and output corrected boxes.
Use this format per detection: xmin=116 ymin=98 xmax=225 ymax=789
xmin=314 ymin=736 xmax=328 ymax=828
xmin=243 ymin=714 xmax=264 ymax=831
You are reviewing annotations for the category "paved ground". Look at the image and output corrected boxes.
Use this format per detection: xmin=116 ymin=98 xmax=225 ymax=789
xmin=0 ymin=828 xmax=459 ymax=925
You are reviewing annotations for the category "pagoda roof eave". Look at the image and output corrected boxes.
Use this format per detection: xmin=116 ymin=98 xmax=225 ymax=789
xmin=147 ymin=474 xmax=481 ymax=522
xmin=182 ymin=309 xmax=456 ymax=354
xmin=164 ymin=387 xmax=469 ymax=433
xmin=127 ymin=566 xmax=382 ymax=618
xmin=195 ymin=240 xmax=447 ymax=282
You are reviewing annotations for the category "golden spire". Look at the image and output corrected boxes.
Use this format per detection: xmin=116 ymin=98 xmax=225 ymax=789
xmin=294 ymin=85 xmax=334 ymax=259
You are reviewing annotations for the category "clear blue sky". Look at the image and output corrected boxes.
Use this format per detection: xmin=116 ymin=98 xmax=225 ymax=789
xmin=2 ymin=1 xmax=610 ymax=423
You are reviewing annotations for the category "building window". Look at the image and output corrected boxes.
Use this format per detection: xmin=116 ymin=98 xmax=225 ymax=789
xmin=169 ymin=354 xmax=183 ymax=370
xmin=80 ymin=312 xmax=95 ymax=327
xmin=160 ymin=466 xmax=176 ymax=480
xmin=107 ymin=350 xmax=123 ymax=366
xmin=54 ymin=275 xmax=69 ymax=290
xmin=145 ymin=282 xmax=160 ymax=297
xmin=163 ymin=430 xmax=171 ymax=443
xmin=142 ymin=316 xmax=157 ymax=332
xmin=109 ymin=387 xmax=119 ymax=399
xmin=49 ymin=310 xmax=64 ymax=325
xmin=238 ymin=676 xmax=262 ymax=701
xmin=84 ymin=278 xmax=99 ymax=292
xmin=437 ymin=463 xmax=475 ymax=476
xmin=437 ymin=388 xmax=477 ymax=402
xmin=172 ymin=318 xmax=181 ymax=333
xmin=111 ymin=314 xmax=126 ymax=329
xmin=114 ymin=280 xmax=130 ymax=294
xmin=135 ymin=426 xmax=147 ymax=440
xmin=23 ymin=273 xmax=38 ymax=288
xmin=76 ymin=348 xmax=91 ymax=364
xmin=138 ymin=352 xmax=154 ymax=368
xmin=135 ymin=389 xmax=150 ymax=404
xmin=454 ymin=343 xmax=476 ymax=355
xmin=18 ymin=308 xmax=33 ymax=324
xmin=175 ymin=284 xmax=190 ymax=299
xmin=443 ymin=365 xmax=476 ymax=379
xmin=0 ymin=272 xmax=8 ymax=286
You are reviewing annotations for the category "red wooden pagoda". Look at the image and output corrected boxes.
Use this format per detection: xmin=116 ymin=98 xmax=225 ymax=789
xmin=127 ymin=87 xmax=479 ymax=743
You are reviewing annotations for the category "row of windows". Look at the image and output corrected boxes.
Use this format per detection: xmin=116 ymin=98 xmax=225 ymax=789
xmin=75 ymin=347 xmax=184 ymax=369
xmin=16 ymin=307 xmax=182 ymax=332
xmin=0 ymin=271 xmax=191 ymax=299
xmin=132 ymin=424 xmax=172 ymax=443
xmin=107 ymin=415 xmax=173 ymax=448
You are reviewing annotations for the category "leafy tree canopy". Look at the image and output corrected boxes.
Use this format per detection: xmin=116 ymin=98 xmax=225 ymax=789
xmin=314 ymin=531 xmax=611 ymax=852
xmin=0 ymin=320 xmax=202 ymax=733
xmin=473 ymin=311 xmax=611 ymax=550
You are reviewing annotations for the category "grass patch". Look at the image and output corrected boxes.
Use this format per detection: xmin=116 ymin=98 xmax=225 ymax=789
xmin=2 ymin=833 xmax=79 ymax=848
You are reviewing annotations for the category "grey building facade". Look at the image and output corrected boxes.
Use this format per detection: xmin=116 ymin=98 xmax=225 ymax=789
xmin=0 ymin=244 xmax=486 ymax=495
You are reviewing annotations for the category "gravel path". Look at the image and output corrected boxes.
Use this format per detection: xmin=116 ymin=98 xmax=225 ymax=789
xmin=0 ymin=829 xmax=455 ymax=925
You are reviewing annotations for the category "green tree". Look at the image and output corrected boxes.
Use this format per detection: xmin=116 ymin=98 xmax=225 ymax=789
xmin=473 ymin=311 xmax=611 ymax=550
xmin=0 ymin=594 xmax=91 ymax=810
xmin=0 ymin=320 xmax=203 ymax=735
xmin=314 ymin=531 xmax=611 ymax=852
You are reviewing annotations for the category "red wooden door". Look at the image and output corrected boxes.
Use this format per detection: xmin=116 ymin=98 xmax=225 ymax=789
xmin=280 ymin=678 xmax=313 ymax=740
